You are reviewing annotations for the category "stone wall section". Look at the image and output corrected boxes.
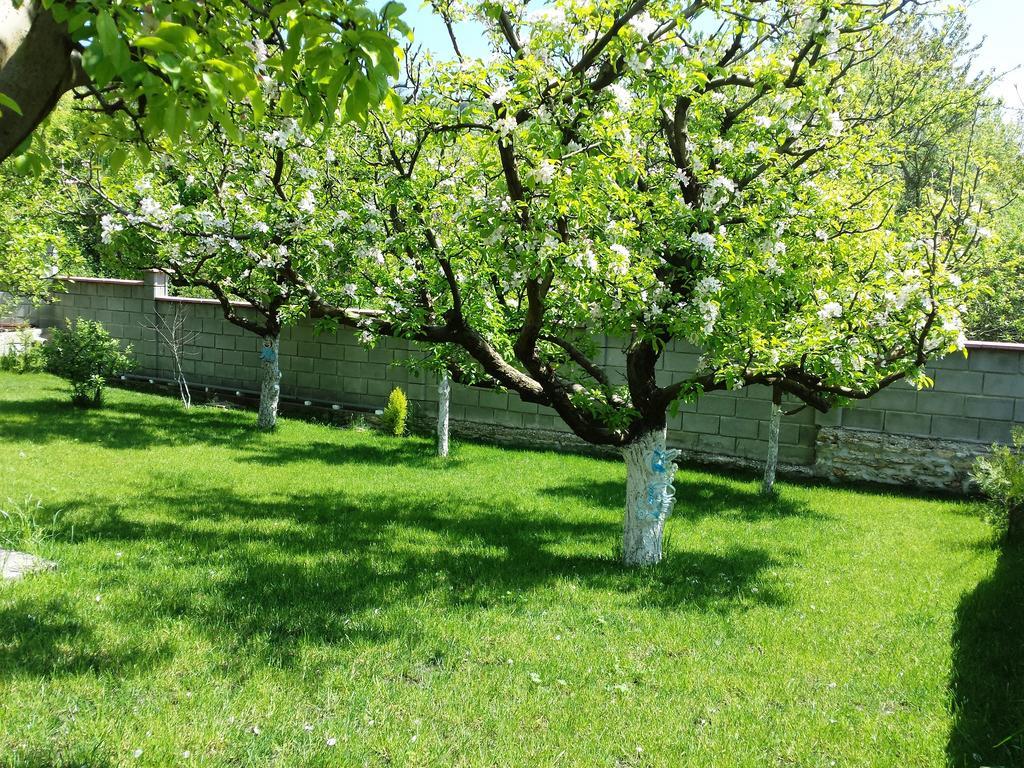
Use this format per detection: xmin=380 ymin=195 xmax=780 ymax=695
xmin=27 ymin=273 xmax=1024 ymax=493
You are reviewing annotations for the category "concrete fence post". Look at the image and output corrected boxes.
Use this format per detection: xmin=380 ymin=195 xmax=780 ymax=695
xmin=142 ymin=269 xmax=169 ymax=299
xmin=141 ymin=270 xmax=168 ymax=377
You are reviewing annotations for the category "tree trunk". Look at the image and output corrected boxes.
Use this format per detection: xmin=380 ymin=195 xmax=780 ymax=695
xmin=257 ymin=335 xmax=280 ymax=430
xmin=761 ymin=386 xmax=783 ymax=495
xmin=0 ymin=1 xmax=85 ymax=161
xmin=622 ymin=429 xmax=680 ymax=567
xmin=437 ymin=372 xmax=450 ymax=457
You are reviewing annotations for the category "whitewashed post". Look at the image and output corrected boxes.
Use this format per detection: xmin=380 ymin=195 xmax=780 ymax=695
xmin=761 ymin=385 xmax=783 ymax=495
xmin=437 ymin=372 xmax=451 ymax=457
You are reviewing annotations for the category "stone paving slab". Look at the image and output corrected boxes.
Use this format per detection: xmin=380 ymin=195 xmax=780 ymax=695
xmin=1 ymin=549 xmax=56 ymax=581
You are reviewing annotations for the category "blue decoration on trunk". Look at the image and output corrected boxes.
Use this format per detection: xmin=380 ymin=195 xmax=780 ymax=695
xmin=260 ymin=345 xmax=277 ymax=363
xmin=636 ymin=445 xmax=680 ymax=521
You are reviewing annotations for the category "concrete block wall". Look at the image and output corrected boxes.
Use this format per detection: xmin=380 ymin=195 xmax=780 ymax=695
xmin=813 ymin=343 xmax=1024 ymax=490
xmin=27 ymin=273 xmax=1024 ymax=492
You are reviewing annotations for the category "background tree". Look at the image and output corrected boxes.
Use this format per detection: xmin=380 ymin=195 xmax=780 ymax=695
xmin=757 ymin=8 xmax=1023 ymax=492
xmin=861 ymin=10 xmax=1024 ymax=344
xmin=69 ymin=94 xmax=392 ymax=429
xmin=282 ymin=0 xmax=989 ymax=566
xmin=0 ymin=104 xmax=94 ymax=312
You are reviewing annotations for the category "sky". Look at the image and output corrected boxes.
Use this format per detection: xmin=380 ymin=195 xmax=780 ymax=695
xmin=965 ymin=0 xmax=1024 ymax=109
xmin=400 ymin=0 xmax=1024 ymax=111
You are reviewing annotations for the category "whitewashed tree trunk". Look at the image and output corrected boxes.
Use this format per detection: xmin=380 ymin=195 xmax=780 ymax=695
xmin=257 ymin=335 xmax=281 ymax=430
xmin=622 ymin=429 xmax=680 ymax=567
xmin=437 ymin=372 xmax=451 ymax=457
xmin=761 ymin=388 xmax=783 ymax=495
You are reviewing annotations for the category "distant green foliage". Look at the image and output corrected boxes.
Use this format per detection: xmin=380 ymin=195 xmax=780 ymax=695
xmin=380 ymin=386 xmax=408 ymax=437
xmin=972 ymin=427 xmax=1024 ymax=541
xmin=43 ymin=319 xmax=135 ymax=407
xmin=0 ymin=327 xmax=46 ymax=373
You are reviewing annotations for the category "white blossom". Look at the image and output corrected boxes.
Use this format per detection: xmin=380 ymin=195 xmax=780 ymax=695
xmin=608 ymin=84 xmax=633 ymax=110
xmin=298 ymin=190 xmax=316 ymax=214
xmin=100 ymin=214 xmax=123 ymax=245
xmin=609 ymin=243 xmax=631 ymax=274
xmin=488 ymin=82 xmax=512 ymax=104
xmin=495 ymin=114 xmax=518 ymax=137
xmin=818 ymin=301 xmax=843 ymax=320
xmin=630 ymin=12 xmax=659 ymax=38
xmin=689 ymin=232 xmax=717 ymax=252
xmin=139 ymin=197 xmax=164 ymax=219
xmin=696 ymin=276 xmax=722 ymax=295
xmin=828 ymin=112 xmax=845 ymax=137
xmin=533 ymin=160 xmax=557 ymax=185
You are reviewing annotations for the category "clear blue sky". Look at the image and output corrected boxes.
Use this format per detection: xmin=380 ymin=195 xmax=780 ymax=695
xmin=400 ymin=0 xmax=1024 ymax=109
xmin=966 ymin=0 xmax=1024 ymax=108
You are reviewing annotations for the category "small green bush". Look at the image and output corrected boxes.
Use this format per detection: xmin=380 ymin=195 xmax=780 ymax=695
xmin=43 ymin=319 xmax=135 ymax=407
xmin=380 ymin=386 xmax=408 ymax=436
xmin=972 ymin=426 xmax=1024 ymax=542
xmin=0 ymin=326 xmax=46 ymax=373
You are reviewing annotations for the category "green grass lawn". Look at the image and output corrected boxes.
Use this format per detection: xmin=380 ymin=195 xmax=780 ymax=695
xmin=0 ymin=373 xmax=1020 ymax=768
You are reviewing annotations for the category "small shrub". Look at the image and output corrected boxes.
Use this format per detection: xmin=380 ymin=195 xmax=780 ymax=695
xmin=0 ymin=326 xmax=46 ymax=373
xmin=971 ymin=427 xmax=1024 ymax=542
xmin=380 ymin=387 xmax=408 ymax=436
xmin=43 ymin=319 xmax=135 ymax=407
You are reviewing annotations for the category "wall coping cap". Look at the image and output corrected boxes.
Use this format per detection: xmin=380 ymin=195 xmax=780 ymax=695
xmin=58 ymin=275 xmax=144 ymax=286
xmin=965 ymin=340 xmax=1024 ymax=352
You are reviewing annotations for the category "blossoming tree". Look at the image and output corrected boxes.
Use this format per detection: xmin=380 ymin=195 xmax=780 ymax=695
xmin=756 ymin=7 xmax=1006 ymax=494
xmin=288 ymin=0 xmax=986 ymax=565
xmin=70 ymin=114 xmax=357 ymax=430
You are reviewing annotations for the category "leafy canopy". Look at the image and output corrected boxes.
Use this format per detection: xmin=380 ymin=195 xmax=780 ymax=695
xmin=10 ymin=0 xmax=408 ymax=173
xmin=276 ymin=0 xmax=991 ymax=445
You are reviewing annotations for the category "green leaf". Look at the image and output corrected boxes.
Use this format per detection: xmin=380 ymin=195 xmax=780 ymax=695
xmin=0 ymin=92 xmax=23 ymax=116
xmin=134 ymin=36 xmax=178 ymax=54
xmin=269 ymin=0 xmax=300 ymax=19
xmin=281 ymin=21 xmax=305 ymax=75
xmin=163 ymin=102 xmax=186 ymax=142
xmin=153 ymin=22 xmax=199 ymax=49
xmin=345 ymin=77 xmax=370 ymax=122
xmin=95 ymin=11 xmax=118 ymax=53
xmin=107 ymin=146 xmax=129 ymax=174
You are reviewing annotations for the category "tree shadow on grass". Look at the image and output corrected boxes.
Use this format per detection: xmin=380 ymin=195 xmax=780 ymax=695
xmin=947 ymin=541 xmax=1024 ymax=767
xmin=237 ymin=437 xmax=465 ymax=470
xmin=540 ymin=476 xmax=820 ymax=522
xmin=38 ymin=481 xmax=790 ymax=670
xmin=0 ymin=394 xmax=260 ymax=450
xmin=0 ymin=595 xmax=171 ymax=679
